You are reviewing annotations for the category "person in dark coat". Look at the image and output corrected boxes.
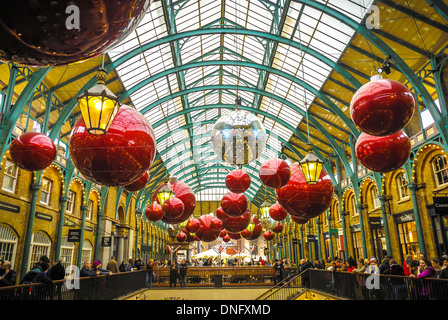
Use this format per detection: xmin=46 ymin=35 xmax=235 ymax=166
xmin=0 ymin=261 xmax=17 ymax=287
xmin=169 ymin=260 xmax=179 ymax=288
xmin=20 ymin=263 xmax=43 ymax=284
xmin=47 ymin=259 xmax=65 ymax=280
xmin=440 ymin=257 xmax=448 ymax=279
xmin=379 ymin=255 xmax=392 ymax=274
xmin=179 ymin=259 xmax=188 ymax=287
xmin=80 ymin=261 xmax=97 ymax=277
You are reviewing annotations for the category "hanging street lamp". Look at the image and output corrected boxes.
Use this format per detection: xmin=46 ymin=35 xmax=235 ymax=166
xmin=299 ymin=144 xmax=324 ymax=185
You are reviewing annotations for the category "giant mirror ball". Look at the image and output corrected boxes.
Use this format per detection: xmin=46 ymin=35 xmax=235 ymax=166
xmin=355 ymin=130 xmax=411 ymax=173
xmin=225 ymin=169 xmax=251 ymax=194
xmin=9 ymin=132 xmax=56 ymax=171
xmin=0 ymin=0 xmax=152 ymax=66
xmin=350 ymin=78 xmax=415 ymax=136
xmin=276 ymin=163 xmax=334 ymax=220
xmin=152 ymin=180 xmax=196 ymax=224
xmin=69 ymin=105 xmax=156 ymax=187
xmin=259 ymin=158 xmax=291 ymax=189
xmin=195 ymin=214 xmax=221 ymax=243
xmin=211 ymin=110 xmax=267 ymax=166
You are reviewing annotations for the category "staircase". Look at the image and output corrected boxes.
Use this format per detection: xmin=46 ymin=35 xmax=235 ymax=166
xmin=255 ymin=271 xmax=306 ymax=300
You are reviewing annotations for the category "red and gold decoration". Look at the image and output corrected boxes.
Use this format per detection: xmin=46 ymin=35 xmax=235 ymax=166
xmin=350 ymin=76 xmax=415 ymax=137
xmin=290 ymin=215 xmax=309 ymax=225
xmin=69 ymin=105 xmax=156 ymax=187
xmin=222 ymin=234 xmax=231 ymax=243
xmin=152 ymin=178 xmax=196 ymax=224
xmin=195 ymin=214 xmax=221 ymax=243
xmin=123 ymin=171 xmax=149 ymax=192
xmin=210 ymin=217 xmax=224 ymax=231
xmin=272 ymin=221 xmax=283 ymax=233
xmin=269 ymin=203 xmax=287 ymax=221
xmin=225 ymin=169 xmax=251 ymax=193
xmin=227 ymin=231 xmax=242 ymax=240
xmin=145 ymin=202 xmax=163 ymax=222
xmin=219 ymin=230 xmax=227 ymax=238
xmin=162 ymin=197 xmax=184 ymax=220
xmin=355 ymin=130 xmax=411 ymax=173
xmin=221 ymin=192 xmax=248 ymax=217
xmin=185 ymin=218 xmax=201 ymax=234
xmin=0 ymin=0 xmax=151 ymax=66
xmin=9 ymin=132 xmax=56 ymax=171
xmin=276 ymin=163 xmax=333 ymax=220
xmin=259 ymin=158 xmax=291 ymax=189
xmin=176 ymin=231 xmax=187 ymax=243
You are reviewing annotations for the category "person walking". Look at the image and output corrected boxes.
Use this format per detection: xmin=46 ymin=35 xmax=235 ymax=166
xmin=146 ymin=259 xmax=155 ymax=288
xmin=106 ymin=256 xmax=119 ymax=274
xmin=169 ymin=259 xmax=179 ymax=288
xmin=179 ymin=259 xmax=188 ymax=287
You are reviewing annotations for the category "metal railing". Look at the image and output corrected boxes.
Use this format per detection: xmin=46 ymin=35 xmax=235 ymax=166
xmin=0 ymin=270 xmax=146 ymax=300
xmin=258 ymin=269 xmax=448 ymax=300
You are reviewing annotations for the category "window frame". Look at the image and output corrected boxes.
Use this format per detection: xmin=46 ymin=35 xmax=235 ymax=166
xmin=397 ymin=173 xmax=410 ymax=200
xmin=2 ymin=160 xmax=19 ymax=193
xmin=66 ymin=190 xmax=76 ymax=214
xmin=432 ymin=154 xmax=448 ymax=188
xmin=40 ymin=177 xmax=53 ymax=206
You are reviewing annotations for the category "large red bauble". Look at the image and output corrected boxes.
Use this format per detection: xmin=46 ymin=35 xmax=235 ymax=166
xmin=222 ymin=210 xmax=251 ymax=233
xmin=123 ymin=172 xmax=149 ymax=192
xmin=221 ymin=192 xmax=248 ymax=217
xmin=227 ymin=232 xmax=242 ymax=240
xmin=162 ymin=197 xmax=184 ymax=220
xmin=69 ymin=105 xmax=156 ymax=187
xmin=222 ymin=235 xmax=231 ymax=243
xmin=176 ymin=232 xmax=187 ymax=243
xmin=225 ymin=169 xmax=251 ymax=193
xmin=145 ymin=202 xmax=163 ymax=222
xmin=276 ymin=163 xmax=334 ymax=220
xmin=264 ymin=230 xmax=275 ymax=241
xmin=269 ymin=203 xmax=287 ymax=221
xmin=241 ymin=228 xmax=253 ymax=240
xmin=216 ymin=207 xmax=229 ymax=221
xmin=9 ymin=132 xmax=56 ymax=171
xmin=0 ymin=0 xmax=151 ymax=66
xmin=195 ymin=214 xmax=221 ymax=242
xmin=153 ymin=180 xmax=196 ymax=224
xmin=219 ymin=230 xmax=227 ymax=238
xmin=259 ymin=158 xmax=291 ymax=189
xmin=272 ymin=222 xmax=283 ymax=233
xmin=210 ymin=217 xmax=224 ymax=231
xmin=350 ymin=78 xmax=415 ymax=136
xmin=247 ymin=222 xmax=263 ymax=240
xmin=355 ymin=130 xmax=411 ymax=173
xmin=185 ymin=218 xmax=201 ymax=234
xmin=290 ymin=216 xmax=309 ymax=225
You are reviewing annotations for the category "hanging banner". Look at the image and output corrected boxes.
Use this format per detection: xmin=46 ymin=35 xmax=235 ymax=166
xmin=329 ymin=229 xmax=338 ymax=238
xmin=433 ymin=197 xmax=448 ymax=215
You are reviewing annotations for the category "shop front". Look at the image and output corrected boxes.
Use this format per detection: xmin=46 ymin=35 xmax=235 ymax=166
xmin=369 ymin=217 xmax=387 ymax=262
xmin=393 ymin=210 xmax=420 ymax=261
xmin=350 ymin=224 xmax=362 ymax=260
xmin=427 ymin=196 xmax=448 ymax=257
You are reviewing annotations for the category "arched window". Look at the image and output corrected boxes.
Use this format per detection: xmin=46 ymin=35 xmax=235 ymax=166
xmin=371 ymin=186 xmax=381 ymax=209
xmin=0 ymin=224 xmax=18 ymax=269
xmin=396 ymin=172 xmax=410 ymax=200
xmin=350 ymin=195 xmax=357 ymax=215
xmin=432 ymin=154 xmax=448 ymax=187
xmin=29 ymin=232 xmax=51 ymax=271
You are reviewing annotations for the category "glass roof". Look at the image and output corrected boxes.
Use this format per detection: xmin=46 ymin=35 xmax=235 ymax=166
xmin=108 ymin=0 xmax=375 ymax=202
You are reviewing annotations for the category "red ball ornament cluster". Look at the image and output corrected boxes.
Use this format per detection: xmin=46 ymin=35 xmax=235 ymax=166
xmin=221 ymin=192 xmax=248 ymax=217
xmin=9 ymin=132 xmax=57 ymax=172
xmin=350 ymin=76 xmax=414 ymax=173
xmin=195 ymin=214 xmax=221 ymax=243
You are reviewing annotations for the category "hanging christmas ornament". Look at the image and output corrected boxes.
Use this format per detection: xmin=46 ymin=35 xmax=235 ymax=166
xmin=69 ymin=105 xmax=156 ymax=187
xmin=0 ymin=0 xmax=152 ymax=66
xmin=276 ymin=163 xmax=334 ymax=220
xmin=145 ymin=202 xmax=163 ymax=222
xmin=269 ymin=203 xmax=287 ymax=221
xmin=162 ymin=197 xmax=184 ymax=220
xmin=216 ymin=207 xmax=229 ymax=221
xmin=350 ymin=75 xmax=415 ymax=136
xmin=355 ymin=130 xmax=411 ymax=173
xmin=123 ymin=171 xmax=149 ymax=192
xmin=219 ymin=229 xmax=227 ymax=238
xmin=272 ymin=222 xmax=283 ymax=233
xmin=9 ymin=132 xmax=56 ymax=171
xmin=176 ymin=232 xmax=187 ymax=243
xmin=227 ymin=232 xmax=242 ymax=240
xmin=246 ymin=219 xmax=263 ymax=240
xmin=210 ymin=217 xmax=224 ymax=231
xmin=264 ymin=230 xmax=275 ymax=241
xmin=259 ymin=158 xmax=291 ymax=189
xmin=225 ymin=169 xmax=251 ymax=193
xmin=211 ymin=101 xmax=267 ymax=165
xmin=222 ymin=235 xmax=231 ymax=243
xmin=241 ymin=228 xmax=253 ymax=240
xmin=195 ymin=214 xmax=221 ymax=243
xmin=221 ymin=192 xmax=248 ymax=217
xmin=222 ymin=210 xmax=251 ymax=233
xmin=290 ymin=215 xmax=309 ymax=225
xmin=185 ymin=218 xmax=201 ymax=234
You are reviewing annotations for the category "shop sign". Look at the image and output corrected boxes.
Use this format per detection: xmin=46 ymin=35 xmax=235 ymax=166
xmin=329 ymin=229 xmax=339 ymax=238
xmin=323 ymin=232 xmax=329 ymax=240
xmin=393 ymin=211 xmax=415 ymax=224
xmin=292 ymin=238 xmax=298 ymax=245
xmin=307 ymin=235 xmax=317 ymax=242
xmin=35 ymin=212 xmax=52 ymax=222
xmin=350 ymin=224 xmax=361 ymax=233
xmin=0 ymin=201 xmax=20 ymax=213
xmin=67 ymin=229 xmax=81 ymax=242
xmin=433 ymin=197 xmax=448 ymax=215
xmin=369 ymin=217 xmax=382 ymax=229
xmin=102 ymin=237 xmax=112 ymax=247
